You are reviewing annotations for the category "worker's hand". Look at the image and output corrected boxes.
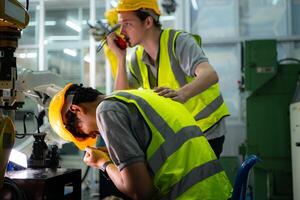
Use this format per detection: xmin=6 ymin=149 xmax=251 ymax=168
xmin=97 ymin=146 xmax=109 ymax=154
xmin=154 ymin=87 xmax=188 ymax=103
xmin=107 ymin=32 xmax=126 ymax=59
xmin=83 ymin=147 xmax=111 ymax=169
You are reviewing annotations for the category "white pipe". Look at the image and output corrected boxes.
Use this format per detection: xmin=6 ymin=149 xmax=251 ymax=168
xmin=105 ymin=0 xmax=113 ymax=94
xmin=38 ymin=0 xmax=45 ymax=71
xmin=89 ymin=0 xmax=96 ymax=88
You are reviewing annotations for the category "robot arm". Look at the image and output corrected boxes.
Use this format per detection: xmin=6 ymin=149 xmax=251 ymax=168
xmin=16 ymin=68 xmax=64 ymax=108
xmin=15 ymin=68 xmax=69 ymax=148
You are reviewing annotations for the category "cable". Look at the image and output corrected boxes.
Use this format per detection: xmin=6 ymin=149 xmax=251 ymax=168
xmin=277 ymin=58 xmax=300 ymax=64
xmin=81 ymin=166 xmax=91 ymax=183
xmin=0 ymin=177 xmax=28 ymax=200
xmin=26 ymin=0 xmax=29 ymax=11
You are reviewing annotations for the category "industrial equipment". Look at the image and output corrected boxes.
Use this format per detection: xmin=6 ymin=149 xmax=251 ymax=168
xmin=161 ymin=0 xmax=177 ymax=14
xmin=290 ymin=83 xmax=300 ymax=200
xmin=15 ymin=68 xmax=66 ymax=168
xmin=0 ymin=0 xmax=29 ymax=190
xmin=241 ymin=40 xmax=300 ymax=199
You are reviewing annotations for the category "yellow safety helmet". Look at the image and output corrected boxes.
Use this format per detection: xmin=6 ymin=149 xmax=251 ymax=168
xmin=117 ymin=0 xmax=161 ymax=16
xmin=48 ymin=83 xmax=96 ymax=150
xmin=105 ymin=8 xmax=118 ymax=26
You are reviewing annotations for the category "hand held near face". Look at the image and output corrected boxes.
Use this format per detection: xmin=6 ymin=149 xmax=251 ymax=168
xmin=115 ymin=36 xmax=127 ymax=49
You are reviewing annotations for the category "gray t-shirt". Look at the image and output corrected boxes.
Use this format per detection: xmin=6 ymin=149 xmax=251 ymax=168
xmin=96 ymin=99 xmax=151 ymax=171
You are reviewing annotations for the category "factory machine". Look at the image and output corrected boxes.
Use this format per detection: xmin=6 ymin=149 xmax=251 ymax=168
xmin=241 ymin=40 xmax=300 ymax=199
xmin=0 ymin=0 xmax=30 ymax=189
xmin=290 ymin=81 xmax=300 ymax=199
xmin=1 ymin=1 xmax=81 ymax=199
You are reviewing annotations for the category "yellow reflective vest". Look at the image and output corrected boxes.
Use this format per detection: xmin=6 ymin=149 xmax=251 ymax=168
xmin=110 ymin=89 xmax=232 ymax=199
xmin=129 ymin=29 xmax=230 ymax=132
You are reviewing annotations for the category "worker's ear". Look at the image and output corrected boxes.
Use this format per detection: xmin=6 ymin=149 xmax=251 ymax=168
xmin=145 ymin=16 xmax=153 ymax=28
xmin=69 ymin=104 xmax=83 ymax=114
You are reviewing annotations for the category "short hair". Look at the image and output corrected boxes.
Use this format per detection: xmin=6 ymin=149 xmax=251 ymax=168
xmin=134 ymin=9 xmax=162 ymax=28
xmin=64 ymin=84 xmax=103 ymax=138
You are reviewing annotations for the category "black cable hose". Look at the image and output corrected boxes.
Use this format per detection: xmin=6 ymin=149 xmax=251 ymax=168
xmin=81 ymin=166 xmax=90 ymax=183
xmin=0 ymin=177 xmax=27 ymax=200
xmin=277 ymin=58 xmax=300 ymax=64
xmin=26 ymin=0 xmax=29 ymax=11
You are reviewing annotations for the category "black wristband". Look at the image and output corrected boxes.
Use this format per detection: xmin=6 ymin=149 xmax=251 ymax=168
xmin=100 ymin=160 xmax=113 ymax=173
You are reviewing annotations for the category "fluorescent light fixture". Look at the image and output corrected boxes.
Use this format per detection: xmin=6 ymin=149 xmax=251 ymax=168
xmin=9 ymin=149 xmax=28 ymax=168
xmin=19 ymin=53 xmax=26 ymax=59
xmin=63 ymin=48 xmax=77 ymax=57
xmin=191 ymin=0 xmax=199 ymax=10
xmin=45 ymin=21 xmax=56 ymax=26
xmin=29 ymin=21 xmax=56 ymax=26
xmin=48 ymin=36 xmax=80 ymax=41
xmin=110 ymin=0 xmax=118 ymax=7
xmin=65 ymin=20 xmax=82 ymax=32
xmin=272 ymin=0 xmax=278 ymax=5
xmin=160 ymin=16 xmax=175 ymax=21
xmin=84 ymin=55 xmax=90 ymax=63
xmin=17 ymin=52 xmax=37 ymax=59
xmin=26 ymin=52 xmax=37 ymax=58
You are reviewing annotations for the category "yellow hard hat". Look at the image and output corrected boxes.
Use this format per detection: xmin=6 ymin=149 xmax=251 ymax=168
xmin=117 ymin=0 xmax=161 ymax=16
xmin=105 ymin=8 xmax=118 ymax=26
xmin=48 ymin=83 xmax=96 ymax=150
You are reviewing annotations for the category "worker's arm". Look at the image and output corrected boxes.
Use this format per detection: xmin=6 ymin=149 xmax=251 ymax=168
xmin=84 ymin=147 xmax=155 ymax=199
xmin=106 ymin=33 xmax=129 ymax=90
xmin=155 ymin=61 xmax=218 ymax=103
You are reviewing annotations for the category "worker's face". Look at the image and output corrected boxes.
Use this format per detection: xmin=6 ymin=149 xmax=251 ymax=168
xmin=75 ymin=113 xmax=100 ymax=139
xmin=118 ymin=11 xmax=147 ymax=47
xmin=63 ymin=103 xmax=100 ymax=139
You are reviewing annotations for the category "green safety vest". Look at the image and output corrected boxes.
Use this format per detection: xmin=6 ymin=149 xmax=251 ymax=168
xmin=110 ymin=89 xmax=232 ymax=199
xmin=129 ymin=29 xmax=230 ymax=132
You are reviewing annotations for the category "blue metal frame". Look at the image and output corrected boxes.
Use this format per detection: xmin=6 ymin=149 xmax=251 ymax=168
xmin=232 ymin=154 xmax=261 ymax=200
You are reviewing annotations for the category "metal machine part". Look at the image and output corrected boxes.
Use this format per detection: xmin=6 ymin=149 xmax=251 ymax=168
xmin=161 ymin=0 xmax=177 ymax=14
xmin=290 ymin=83 xmax=300 ymax=200
xmin=14 ymin=69 xmax=66 ymax=167
xmin=241 ymin=40 xmax=300 ymax=200
xmin=0 ymin=0 xmax=29 ymax=110
xmin=0 ymin=0 xmax=29 ymax=190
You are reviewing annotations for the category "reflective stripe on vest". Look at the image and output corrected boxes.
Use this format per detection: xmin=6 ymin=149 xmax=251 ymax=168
xmin=110 ymin=90 xmax=232 ymax=199
xmin=129 ymin=29 xmax=230 ymax=132
xmin=162 ymin=159 xmax=223 ymax=200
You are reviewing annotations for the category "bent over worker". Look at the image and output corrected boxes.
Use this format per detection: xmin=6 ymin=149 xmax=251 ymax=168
xmin=107 ymin=0 xmax=230 ymax=158
xmin=48 ymin=83 xmax=232 ymax=199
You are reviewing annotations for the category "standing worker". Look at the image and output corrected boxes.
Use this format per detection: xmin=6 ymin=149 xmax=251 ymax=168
xmin=48 ymin=83 xmax=232 ymax=199
xmin=107 ymin=0 xmax=230 ymax=158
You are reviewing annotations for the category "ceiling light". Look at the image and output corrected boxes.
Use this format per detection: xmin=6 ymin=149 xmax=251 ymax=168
xmin=191 ymin=0 xmax=199 ymax=10
xmin=63 ymin=48 xmax=77 ymax=57
xmin=65 ymin=20 xmax=82 ymax=32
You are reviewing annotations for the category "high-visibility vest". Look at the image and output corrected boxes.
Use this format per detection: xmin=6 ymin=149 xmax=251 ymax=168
xmin=128 ymin=29 xmax=230 ymax=132
xmin=109 ymin=89 xmax=232 ymax=199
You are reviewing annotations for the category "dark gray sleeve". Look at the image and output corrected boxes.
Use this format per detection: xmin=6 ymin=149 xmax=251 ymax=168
xmin=175 ymin=32 xmax=209 ymax=76
xmin=96 ymin=101 xmax=146 ymax=171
